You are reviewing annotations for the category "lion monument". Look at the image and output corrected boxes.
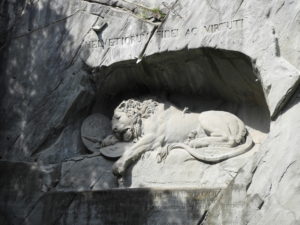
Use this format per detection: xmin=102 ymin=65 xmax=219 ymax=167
xmin=101 ymin=98 xmax=254 ymax=177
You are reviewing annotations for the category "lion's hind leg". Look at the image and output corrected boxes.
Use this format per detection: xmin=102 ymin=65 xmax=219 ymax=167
xmin=157 ymin=143 xmax=193 ymax=163
xmin=189 ymin=131 xmax=235 ymax=148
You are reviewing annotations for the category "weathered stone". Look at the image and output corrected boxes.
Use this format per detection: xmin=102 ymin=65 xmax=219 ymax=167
xmin=0 ymin=161 xmax=60 ymax=225
xmin=0 ymin=0 xmax=300 ymax=224
xmin=37 ymin=120 xmax=88 ymax=164
xmin=0 ymin=0 xmax=97 ymax=161
xmin=81 ymin=113 xmax=112 ymax=153
xmin=203 ymin=88 xmax=300 ymax=225
xmin=56 ymin=153 xmax=117 ymax=191
xmin=125 ymin=144 xmax=260 ymax=189
xmin=25 ymin=188 xmax=219 ymax=225
xmin=143 ymin=0 xmax=300 ymax=118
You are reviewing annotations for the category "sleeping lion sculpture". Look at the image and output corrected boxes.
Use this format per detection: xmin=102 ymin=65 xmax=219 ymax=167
xmin=101 ymin=98 xmax=254 ymax=177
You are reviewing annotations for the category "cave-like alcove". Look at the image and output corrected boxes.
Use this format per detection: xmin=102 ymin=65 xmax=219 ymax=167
xmin=92 ymin=48 xmax=270 ymax=143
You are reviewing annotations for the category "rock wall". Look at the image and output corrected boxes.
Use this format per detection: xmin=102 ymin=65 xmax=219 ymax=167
xmin=0 ymin=0 xmax=299 ymax=224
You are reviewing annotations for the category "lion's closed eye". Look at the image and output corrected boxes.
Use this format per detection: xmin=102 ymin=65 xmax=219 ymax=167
xmin=113 ymin=114 xmax=121 ymax=120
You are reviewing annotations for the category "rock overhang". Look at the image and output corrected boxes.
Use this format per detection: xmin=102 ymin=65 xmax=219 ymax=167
xmin=90 ymin=48 xmax=270 ymax=139
xmin=80 ymin=0 xmax=300 ymax=120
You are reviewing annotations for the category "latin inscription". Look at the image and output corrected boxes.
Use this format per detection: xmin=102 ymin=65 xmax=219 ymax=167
xmin=86 ymin=31 xmax=150 ymax=48
xmin=203 ymin=19 xmax=243 ymax=33
xmin=86 ymin=19 xmax=243 ymax=48
xmin=157 ymin=29 xmax=179 ymax=38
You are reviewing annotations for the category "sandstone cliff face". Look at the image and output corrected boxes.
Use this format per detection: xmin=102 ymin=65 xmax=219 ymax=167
xmin=0 ymin=0 xmax=299 ymax=224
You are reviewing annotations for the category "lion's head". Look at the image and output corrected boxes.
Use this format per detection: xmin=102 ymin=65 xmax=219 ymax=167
xmin=111 ymin=98 xmax=158 ymax=142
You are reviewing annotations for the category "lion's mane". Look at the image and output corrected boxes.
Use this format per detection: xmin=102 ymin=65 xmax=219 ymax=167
xmin=114 ymin=98 xmax=159 ymax=140
xmin=115 ymin=98 xmax=159 ymax=119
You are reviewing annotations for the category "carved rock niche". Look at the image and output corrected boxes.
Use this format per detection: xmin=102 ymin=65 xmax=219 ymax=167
xmin=90 ymin=48 xmax=270 ymax=188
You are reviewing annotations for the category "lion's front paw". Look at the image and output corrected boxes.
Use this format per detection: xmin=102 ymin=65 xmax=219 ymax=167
xmin=112 ymin=160 xmax=126 ymax=177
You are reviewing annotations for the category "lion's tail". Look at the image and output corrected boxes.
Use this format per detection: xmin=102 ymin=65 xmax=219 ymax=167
xmin=167 ymin=135 xmax=254 ymax=163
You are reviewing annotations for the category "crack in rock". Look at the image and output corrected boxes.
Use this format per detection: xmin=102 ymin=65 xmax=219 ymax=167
xmin=136 ymin=0 xmax=179 ymax=61
xmin=278 ymin=160 xmax=297 ymax=183
xmin=82 ymin=0 xmax=164 ymax=24
xmin=12 ymin=10 xmax=82 ymax=39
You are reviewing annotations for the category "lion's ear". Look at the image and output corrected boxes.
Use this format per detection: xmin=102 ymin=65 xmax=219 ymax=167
xmin=118 ymin=101 xmax=126 ymax=110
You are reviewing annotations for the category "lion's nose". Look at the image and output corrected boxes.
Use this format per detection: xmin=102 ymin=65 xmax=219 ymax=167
xmin=113 ymin=127 xmax=118 ymax=133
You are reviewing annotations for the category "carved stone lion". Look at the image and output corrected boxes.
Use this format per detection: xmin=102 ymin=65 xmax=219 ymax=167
xmin=101 ymin=98 xmax=254 ymax=177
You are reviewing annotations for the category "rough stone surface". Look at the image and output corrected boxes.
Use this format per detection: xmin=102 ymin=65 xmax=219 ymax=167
xmin=0 ymin=0 xmax=299 ymax=224
xmin=125 ymin=145 xmax=260 ymax=189
xmin=80 ymin=113 xmax=112 ymax=153
xmin=36 ymin=120 xmax=87 ymax=164
xmin=56 ymin=154 xmax=117 ymax=191
xmin=24 ymin=189 xmax=219 ymax=225
xmin=0 ymin=161 xmax=61 ymax=225
xmin=0 ymin=155 xmax=117 ymax=224
xmin=202 ymin=89 xmax=300 ymax=225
